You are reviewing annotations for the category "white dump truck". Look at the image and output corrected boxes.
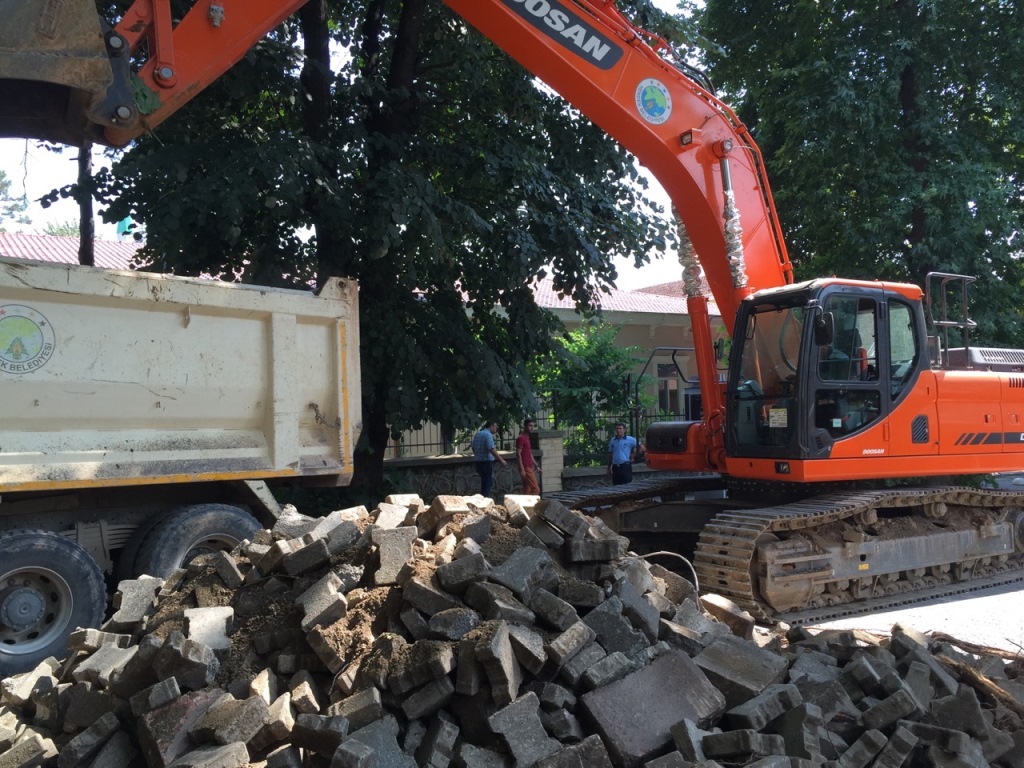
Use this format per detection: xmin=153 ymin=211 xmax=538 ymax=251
xmin=0 ymin=257 xmax=360 ymax=674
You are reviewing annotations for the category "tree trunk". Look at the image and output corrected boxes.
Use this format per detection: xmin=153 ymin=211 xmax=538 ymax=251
xmin=77 ymin=144 xmax=94 ymax=266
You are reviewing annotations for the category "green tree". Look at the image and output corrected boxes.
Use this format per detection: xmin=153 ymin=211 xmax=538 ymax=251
xmin=42 ymin=220 xmax=80 ymax=237
xmin=532 ymin=322 xmax=640 ymax=466
xmin=700 ymin=0 xmax=1024 ymax=345
xmin=0 ymin=169 xmax=30 ymax=231
xmin=93 ymin=0 xmax=681 ymax=495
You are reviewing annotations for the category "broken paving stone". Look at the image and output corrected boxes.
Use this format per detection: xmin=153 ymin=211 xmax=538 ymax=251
xmin=1 ymin=494 xmax=1020 ymax=768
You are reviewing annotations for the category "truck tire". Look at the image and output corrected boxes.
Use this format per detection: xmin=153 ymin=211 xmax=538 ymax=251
xmin=0 ymin=530 xmax=106 ymax=677
xmin=130 ymin=504 xmax=261 ymax=579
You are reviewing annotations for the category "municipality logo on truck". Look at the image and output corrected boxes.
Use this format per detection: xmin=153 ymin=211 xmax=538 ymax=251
xmin=503 ymin=0 xmax=623 ymax=69
xmin=0 ymin=305 xmax=55 ymax=373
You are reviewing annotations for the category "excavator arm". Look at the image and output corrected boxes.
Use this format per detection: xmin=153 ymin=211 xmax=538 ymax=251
xmin=0 ymin=0 xmax=792 ymax=312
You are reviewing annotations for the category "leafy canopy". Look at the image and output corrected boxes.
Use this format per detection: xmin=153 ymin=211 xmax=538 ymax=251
xmin=700 ymin=0 xmax=1024 ymax=345
xmin=88 ymin=0 xmax=683 ymax=490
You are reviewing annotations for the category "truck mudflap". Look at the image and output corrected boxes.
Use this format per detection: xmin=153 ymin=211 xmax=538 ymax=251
xmin=0 ymin=0 xmax=136 ymax=145
xmin=694 ymin=486 xmax=1024 ymax=624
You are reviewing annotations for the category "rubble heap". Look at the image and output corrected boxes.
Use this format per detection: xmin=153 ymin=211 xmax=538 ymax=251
xmin=2 ymin=493 xmax=1024 ymax=768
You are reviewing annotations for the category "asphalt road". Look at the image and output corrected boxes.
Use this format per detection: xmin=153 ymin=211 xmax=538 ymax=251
xmin=809 ymin=581 xmax=1024 ymax=655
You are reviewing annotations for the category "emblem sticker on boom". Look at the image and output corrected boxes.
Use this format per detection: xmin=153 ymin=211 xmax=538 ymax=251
xmin=636 ymin=79 xmax=671 ymax=124
xmin=0 ymin=305 xmax=55 ymax=374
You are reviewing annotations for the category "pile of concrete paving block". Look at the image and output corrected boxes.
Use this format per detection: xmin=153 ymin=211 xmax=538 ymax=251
xmin=2 ymin=493 xmax=1024 ymax=768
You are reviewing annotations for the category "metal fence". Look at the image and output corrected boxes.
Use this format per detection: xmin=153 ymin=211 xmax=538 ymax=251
xmin=389 ymin=408 xmax=690 ymax=463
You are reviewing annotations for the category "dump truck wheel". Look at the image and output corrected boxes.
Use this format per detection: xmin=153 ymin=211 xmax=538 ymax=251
xmin=131 ymin=504 xmax=261 ymax=578
xmin=0 ymin=530 xmax=106 ymax=677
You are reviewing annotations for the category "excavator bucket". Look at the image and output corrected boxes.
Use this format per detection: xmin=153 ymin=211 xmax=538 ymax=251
xmin=0 ymin=0 xmax=136 ymax=146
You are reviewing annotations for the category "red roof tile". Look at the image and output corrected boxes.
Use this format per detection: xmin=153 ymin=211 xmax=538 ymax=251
xmin=0 ymin=232 xmax=140 ymax=270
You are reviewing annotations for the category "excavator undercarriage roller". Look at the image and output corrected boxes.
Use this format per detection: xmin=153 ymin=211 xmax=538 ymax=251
xmin=694 ymin=487 xmax=1024 ymax=625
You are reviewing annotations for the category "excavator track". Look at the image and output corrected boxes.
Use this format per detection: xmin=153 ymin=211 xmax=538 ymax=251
xmin=694 ymin=486 xmax=1024 ymax=625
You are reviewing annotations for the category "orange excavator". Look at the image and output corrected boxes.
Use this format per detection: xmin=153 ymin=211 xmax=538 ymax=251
xmin=3 ymin=0 xmax=1023 ymax=624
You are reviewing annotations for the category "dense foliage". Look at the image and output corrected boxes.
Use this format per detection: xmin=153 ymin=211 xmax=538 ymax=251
xmin=89 ymin=0 xmax=678 ymax=493
xmin=701 ymin=0 xmax=1024 ymax=345
xmin=532 ymin=322 xmax=640 ymax=466
xmin=0 ymin=169 xmax=29 ymax=231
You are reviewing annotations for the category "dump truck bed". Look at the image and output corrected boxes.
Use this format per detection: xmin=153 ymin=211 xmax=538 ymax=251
xmin=0 ymin=257 xmax=360 ymax=493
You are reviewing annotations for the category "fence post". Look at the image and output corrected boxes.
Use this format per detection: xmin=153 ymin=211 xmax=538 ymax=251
xmin=536 ymin=429 xmax=565 ymax=494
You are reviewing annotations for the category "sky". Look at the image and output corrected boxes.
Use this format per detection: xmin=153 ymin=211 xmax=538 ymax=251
xmin=0 ymin=0 xmax=685 ymax=290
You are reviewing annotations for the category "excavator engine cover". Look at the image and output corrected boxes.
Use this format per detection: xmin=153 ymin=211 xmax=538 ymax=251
xmin=0 ymin=0 xmax=136 ymax=146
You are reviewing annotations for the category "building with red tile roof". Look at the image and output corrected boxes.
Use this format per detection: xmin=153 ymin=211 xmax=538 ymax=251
xmin=0 ymin=232 xmax=140 ymax=270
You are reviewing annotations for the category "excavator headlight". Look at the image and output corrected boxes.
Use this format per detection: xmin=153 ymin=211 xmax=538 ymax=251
xmin=775 ymin=462 xmax=791 ymax=475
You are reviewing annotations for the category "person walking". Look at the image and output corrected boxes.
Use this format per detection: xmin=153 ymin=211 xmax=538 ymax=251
xmin=607 ymin=422 xmax=637 ymax=485
xmin=516 ymin=418 xmax=541 ymax=495
xmin=471 ymin=420 xmax=507 ymax=497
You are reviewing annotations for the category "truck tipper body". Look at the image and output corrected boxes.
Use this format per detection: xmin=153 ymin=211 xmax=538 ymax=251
xmin=0 ymin=256 xmax=360 ymax=673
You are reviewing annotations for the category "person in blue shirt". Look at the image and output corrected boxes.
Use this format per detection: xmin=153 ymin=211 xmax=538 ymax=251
xmin=607 ymin=422 xmax=637 ymax=485
xmin=471 ymin=420 xmax=507 ymax=497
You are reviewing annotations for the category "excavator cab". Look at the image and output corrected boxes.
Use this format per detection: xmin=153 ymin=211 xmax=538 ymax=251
xmin=0 ymin=0 xmax=138 ymax=146
xmin=725 ymin=278 xmax=927 ymax=466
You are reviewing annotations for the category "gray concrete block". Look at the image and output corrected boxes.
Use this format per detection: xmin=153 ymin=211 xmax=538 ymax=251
xmin=153 ymin=631 xmax=220 ymax=691
xmin=456 ymin=743 xmax=512 ymax=768
xmin=404 ymin=576 xmax=464 ymax=616
xmin=401 ymin=605 xmax=431 ymax=640
xmin=831 ymin=728 xmax=887 ymax=768
xmin=611 ymin=575 xmax=660 ymax=643
xmin=388 ymin=640 xmax=457 ymax=695
xmin=66 ymin=628 xmax=132 ymax=654
xmin=429 ymin=607 xmax=481 ymax=640
xmin=415 ymin=709 xmax=460 ymax=768
xmin=326 ymin=687 xmax=383 ymax=731
xmin=659 ymin=618 xmax=707 ymax=657
xmin=582 ymin=597 xmax=649 ymax=657
xmin=167 ymin=743 xmax=250 ymax=768
xmin=56 ymin=711 xmax=119 ymax=768
xmin=508 ymin=623 xmax=548 ymax=676
xmin=476 ymin=621 xmax=523 ymax=707
xmin=581 ymin=651 xmax=636 ymax=690
xmin=183 ymin=606 xmax=233 ymax=652
xmin=291 ymin=713 xmax=351 ymax=758
xmin=331 ymin=739 xmax=374 ymax=768
xmin=530 ymin=588 xmax=579 ymax=631
xmin=1 ymin=660 xmax=58 ymax=709
xmin=273 ymin=506 xmax=320 ymax=539
xmin=529 ymin=681 xmax=577 ymax=712
xmin=702 ymin=730 xmax=787 ymax=760
xmin=694 ymin=634 xmax=789 ymax=708
xmin=211 ymin=550 xmax=245 ymax=588
xmin=84 ymin=729 xmax=139 ymax=768
xmin=0 ymin=734 xmax=57 ymax=768
xmin=872 ymin=724 xmax=918 ymax=768
xmin=670 ymin=718 xmax=715 ymax=762
xmin=402 ymin=675 xmax=456 ymax=720
xmin=769 ymin=702 xmax=823 ymax=762
xmin=534 ymin=734 xmax=614 ymax=768
xmin=861 ymin=688 xmax=921 ymax=730
xmin=282 ymin=536 xmax=332 ymax=576
xmin=345 ymin=715 xmax=416 ymax=768
xmin=137 ymin=688 xmax=225 ymax=768
xmin=558 ymin=641 xmax=607 ymax=688
xmin=437 ymin=552 xmax=490 ymax=593
xmin=250 ymin=692 xmax=296 ymax=753
xmin=191 ymin=693 xmax=270 ymax=746
xmin=489 ymin=546 xmax=558 ymax=603
xmin=104 ymin=576 xmax=163 ymax=631
xmin=374 ymin=501 xmax=411 ymax=529
xmin=456 ymin=636 xmax=485 ymax=697
xmin=547 ymin=621 xmax=599 ymax=667
xmin=535 ymin=499 xmax=590 ymax=538
xmin=725 ymin=683 xmax=802 ymax=732
xmin=540 ymin=707 xmax=584 ymax=743
xmin=70 ymin=643 xmax=137 ymax=688
xmin=488 ymin=691 xmax=561 ymax=767
xmin=296 ymin=571 xmax=347 ymax=632
xmin=373 ymin=526 xmax=418 ymax=585
xmin=564 ymin=537 xmax=623 ymax=563
xmin=557 ymin=579 xmax=606 ymax=609
xmin=466 ymin=582 xmax=536 ymax=624
xmin=130 ymin=677 xmax=182 ymax=717
xmin=580 ymin=649 xmax=726 ymax=767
